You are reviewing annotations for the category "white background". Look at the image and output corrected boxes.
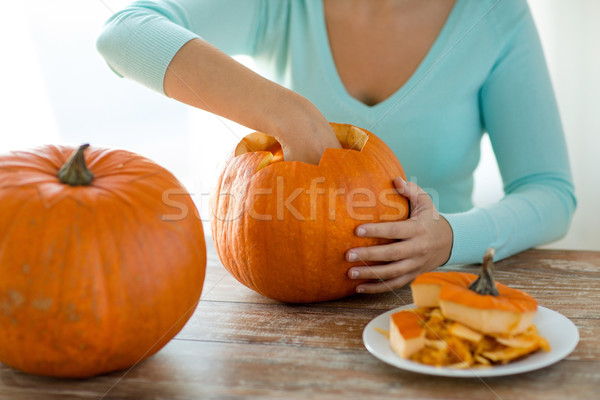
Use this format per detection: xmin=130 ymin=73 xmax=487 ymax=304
xmin=1 ymin=0 xmax=598 ymax=250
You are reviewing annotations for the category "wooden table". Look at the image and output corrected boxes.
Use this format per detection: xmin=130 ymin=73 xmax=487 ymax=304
xmin=1 ymin=240 xmax=599 ymax=400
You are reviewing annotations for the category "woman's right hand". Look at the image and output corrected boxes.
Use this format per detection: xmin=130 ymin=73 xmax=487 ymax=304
xmin=164 ymin=38 xmax=341 ymax=164
xmin=272 ymin=101 xmax=342 ymax=165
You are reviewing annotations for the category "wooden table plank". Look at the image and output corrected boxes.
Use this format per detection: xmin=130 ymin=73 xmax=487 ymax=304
xmin=2 ymin=340 xmax=598 ymax=400
xmin=1 ymin=246 xmax=599 ymax=399
xmin=176 ymin=301 xmax=381 ymax=349
xmin=174 ymin=300 xmax=600 ymax=361
xmin=201 ymin=248 xmax=600 ymax=318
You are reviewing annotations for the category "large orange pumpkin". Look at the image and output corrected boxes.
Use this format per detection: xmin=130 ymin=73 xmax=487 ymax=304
xmin=0 ymin=144 xmax=206 ymax=378
xmin=210 ymin=123 xmax=409 ymax=303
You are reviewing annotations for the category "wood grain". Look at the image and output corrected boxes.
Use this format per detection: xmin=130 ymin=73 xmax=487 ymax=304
xmin=2 ymin=340 xmax=598 ymax=400
xmin=1 ymin=243 xmax=599 ymax=400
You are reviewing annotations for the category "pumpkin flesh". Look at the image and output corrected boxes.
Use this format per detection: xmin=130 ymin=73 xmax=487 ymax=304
xmin=389 ymin=306 xmax=549 ymax=368
xmin=389 ymin=311 xmax=426 ymax=358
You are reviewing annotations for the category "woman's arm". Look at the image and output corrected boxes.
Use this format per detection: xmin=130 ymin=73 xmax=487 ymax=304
xmin=96 ymin=0 xmax=340 ymax=164
xmin=345 ymin=0 xmax=576 ymax=292
xmin=163 ymin=38 xmax=340 ymax=164
xmin=441 ymin=1 xmax=576 ymax=265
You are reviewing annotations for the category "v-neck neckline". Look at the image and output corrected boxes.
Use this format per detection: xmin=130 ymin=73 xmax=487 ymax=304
xmin=316 ymin=0 xmax=463 ymax=113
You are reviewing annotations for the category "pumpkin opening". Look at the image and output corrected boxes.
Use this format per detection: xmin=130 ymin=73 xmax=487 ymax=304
xmin=234 ymin=124 xmax=369 ymax=171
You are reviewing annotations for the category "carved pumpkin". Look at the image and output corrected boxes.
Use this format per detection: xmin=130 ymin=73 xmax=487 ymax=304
xmin=410 ymin=248 xmax=538 ymax=335
xmin=210 ymin=123 xmax=409 ymax=303
xmin=0 ymin=144 xmax=206 ymax=378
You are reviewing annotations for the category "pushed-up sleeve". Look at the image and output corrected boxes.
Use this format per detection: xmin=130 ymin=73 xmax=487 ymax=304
xmin=441 ymin=1 xmax=576 ymax=265
xmin=96 ymin=0 xmax=263 ymax=94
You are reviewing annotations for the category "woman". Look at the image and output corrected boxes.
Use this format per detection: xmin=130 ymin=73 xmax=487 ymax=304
xmin=97 ymin=0 xmax=576 ymax=294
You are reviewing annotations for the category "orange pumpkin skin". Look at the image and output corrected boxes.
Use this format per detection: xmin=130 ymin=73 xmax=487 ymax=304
xmin=0 ymin=145 xmax=206 ymax=378
xmin=211 ymin=123 xmax=409 ymax=303
xmin=411 ymin=272 xmax=538 ymax=335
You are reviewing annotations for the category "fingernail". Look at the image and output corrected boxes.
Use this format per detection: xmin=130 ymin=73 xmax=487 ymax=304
xmin=356 ymin=227 xmax=366 ymax=237
xmin=356 ymin=287 xmax=365 ymax=293
xmin=347 ymin=252 xmax=358 ymax=262
xmin=395 ymin=177 xmax=407 ymax=186
xmin=350 ymin=270 xmax=359 ymax=279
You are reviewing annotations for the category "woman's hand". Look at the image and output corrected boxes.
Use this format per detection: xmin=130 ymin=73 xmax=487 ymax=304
xmin=271 ymin=99 xmax=342 ymax=165
xmin=346 ymin=178 xmax=454 ymax=293
xmin=164 ymin=39 xmax=341 ymax=165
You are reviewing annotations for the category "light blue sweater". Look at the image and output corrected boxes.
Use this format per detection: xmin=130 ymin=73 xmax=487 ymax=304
xmin=97 ymin=0 xmax=576 ymax=265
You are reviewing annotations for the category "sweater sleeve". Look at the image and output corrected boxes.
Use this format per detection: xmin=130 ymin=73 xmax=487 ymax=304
xmin=96 ymin=0 xmax=263 ymax=94
xmin=441 ymin=1 xmax=576 ymax=265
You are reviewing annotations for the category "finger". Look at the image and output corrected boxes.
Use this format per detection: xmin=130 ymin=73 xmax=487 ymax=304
xmin=347 ymin=259 xmax=414 ymax=280
xmin=393 ymin=178 xmax=431 ymax=211
xmin=356 ymin=268 xmax=420 ymax=294
xmin=348 ymin=237 xmax=429 ymax=264
xmin=346 ymin=241 xmax=406 ymax=263
xmin=355 ymin=220 xmax=417 ymax=240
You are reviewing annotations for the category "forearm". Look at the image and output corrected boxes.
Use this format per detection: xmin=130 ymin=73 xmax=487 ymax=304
xmin=97 ymin=2 xmax=341 ymax=163
xmin=441 ymin=176 xmax=576 ymax=265
xmin=164 ymin=38 xmax=324 ymax=142
xmin=440 ymin=1 xmax=577 ymax=265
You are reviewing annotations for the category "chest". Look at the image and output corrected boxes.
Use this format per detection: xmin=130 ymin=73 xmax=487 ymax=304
xmin=323 ymin=0 xmax=456 ymax=106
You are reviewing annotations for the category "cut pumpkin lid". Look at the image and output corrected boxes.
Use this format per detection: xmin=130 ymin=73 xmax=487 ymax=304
xmin=390 ymin=310 xmax=426 ymax=340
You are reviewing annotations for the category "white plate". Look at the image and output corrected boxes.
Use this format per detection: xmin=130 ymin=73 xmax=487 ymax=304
xmin=363 ymin=304 xmax=579 ymax=378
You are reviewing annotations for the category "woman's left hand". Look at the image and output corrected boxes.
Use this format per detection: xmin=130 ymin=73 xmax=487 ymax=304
xmin=346 ymin=178 xmax=454 ymax=294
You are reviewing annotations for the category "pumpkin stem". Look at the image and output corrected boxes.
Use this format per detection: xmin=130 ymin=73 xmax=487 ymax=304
xmin=57 ymin=144 xmax=94 ymax=186
xmin=468 ymin=247 xmax=500 ymax=296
